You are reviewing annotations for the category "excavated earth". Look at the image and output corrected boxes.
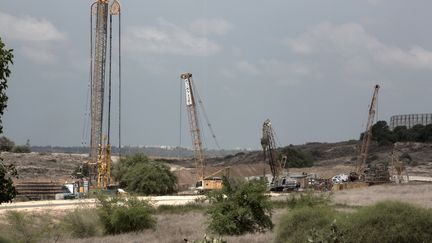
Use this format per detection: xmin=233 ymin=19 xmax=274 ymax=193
xmin=2 ymin=141 xmax=432 ymax=188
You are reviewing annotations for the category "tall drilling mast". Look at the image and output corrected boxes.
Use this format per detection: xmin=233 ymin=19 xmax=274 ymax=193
xmin=89 ymin=0 xmax=121 ymax=189
xmin=90 ymin=0 xmax=108 ymax=161
xmin=180 ymin=73 xmax=205 ymax=181
xmin=354 ymin=84 xmax=380 ymax=175
xmin=261 ymin=119 xmax=280 ymax=180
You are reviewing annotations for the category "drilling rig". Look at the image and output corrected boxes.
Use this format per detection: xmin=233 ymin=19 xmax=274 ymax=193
xmin=261 ymin=119 xmax=298 ymax=191
xmin=350 ymin=84 xmax=390 ymax=183
xmin=88 ymin=0 xmax=121 ymax=189
xmin=180 ymin=73 xmax=225 ymax=192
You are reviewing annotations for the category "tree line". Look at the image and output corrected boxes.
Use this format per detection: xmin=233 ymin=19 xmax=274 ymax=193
xmin=370 ymin=120 xmax=432 ymax=146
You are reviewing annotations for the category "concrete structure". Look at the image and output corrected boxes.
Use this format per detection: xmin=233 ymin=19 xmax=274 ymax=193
xmin=389 ymin=113 xmax=432 ymax=130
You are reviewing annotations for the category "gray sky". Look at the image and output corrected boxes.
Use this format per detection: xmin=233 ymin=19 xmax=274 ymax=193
xmin=1 ymin=0 xmax=431 ymax=149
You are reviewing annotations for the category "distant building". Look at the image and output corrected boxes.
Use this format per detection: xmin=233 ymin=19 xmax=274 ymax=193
xmin=389 ymin=113 xmax=432 ymax=130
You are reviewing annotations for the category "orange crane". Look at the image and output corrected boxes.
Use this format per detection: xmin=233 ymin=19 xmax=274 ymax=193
xmin=180 ymin=73 xmax=224 ymax=191
xmin=350 ymin=84 xmax=380 ymax=181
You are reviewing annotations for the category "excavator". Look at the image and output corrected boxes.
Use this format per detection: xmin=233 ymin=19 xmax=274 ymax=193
xmin=261 ymin=119 xmax=299 ymax=191
xmin=180 ymin=73 xmax=228 ymax=192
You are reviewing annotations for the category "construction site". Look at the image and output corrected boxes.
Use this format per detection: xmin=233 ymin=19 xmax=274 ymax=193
xmin=1 ymin=0 xmax=432 ymax=242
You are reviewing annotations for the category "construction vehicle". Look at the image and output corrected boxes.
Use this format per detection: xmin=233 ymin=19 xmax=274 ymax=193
xmin=261 ymin=119 xmax=299 ymax=191
xmin=390 ymin=147 xmax=409 ymax=183
xmin=349 ymin=84 xmax=390 ymax=184
xmin=180 ymin=73 xmax=226 ymax=191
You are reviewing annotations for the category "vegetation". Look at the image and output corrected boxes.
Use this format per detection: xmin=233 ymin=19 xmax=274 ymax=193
xmin=343 ymin=201 xmax=432 ymax=243
xmin=368 ymin=120 xmax=432 ymax=145
xmin=96 ymin=195 xmax=156 ymax=234
xmin=276 ymin=205 xmax=338 ymax=243
xmin=280 ymin=146 xmax=314 ymax=168
xmin=113 ymin=153 xmax=177 ymax=195
xmin=0 ymin=136 xmax=14 ymax=151
xmin=11 ymin=145 xmax=31 ymax=153
xmin=157 ymin=202 xmax=207 ymax=214
xmin=0 ymin=210 xmax=60 ymax=243
xmin=285 ymin=190 xmax=331 ymax=209
xmin=207 ymin=177 xmax=273 ymax=235
xmin=0 ymin=163 xmax=17 ymax=204
xmin=61 ymin=208 xmax=103 ymax=238
xmin=275 ymin=199 xmax=432 ymax=243
xmin=0 ymin=38 xmax=16 ymax=205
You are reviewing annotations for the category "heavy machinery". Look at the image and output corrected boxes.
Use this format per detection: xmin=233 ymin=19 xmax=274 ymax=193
xmin=349 ymin=84 xmax=390 ymax=183
xmin=261 ymin=119 xmax=299 ymax=191
xmin=180 ymin=73 xmax=226 ymax=191
xmin=390 ymin=147 xmax=409 ymax=183
xmin=86 ymin=0 xmax=121 ymax=189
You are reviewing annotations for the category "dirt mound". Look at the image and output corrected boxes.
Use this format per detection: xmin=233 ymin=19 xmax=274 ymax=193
xmin=1 ymin=152 xmax=86 ymax=181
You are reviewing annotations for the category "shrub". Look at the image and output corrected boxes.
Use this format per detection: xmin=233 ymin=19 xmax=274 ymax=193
xmin=275 ymin=206 xmax=339 ymax=243
xmin=96 ymin=195 xmax=156 ymax=234
xmin=0 ymin=136 xmax=14 ymax=151
xmin=207 ymin=177 xmax=273 ymax=235
xmin=61 ymin=208 xmax=103 ymax=238
xmin=1 ymin=210 xmax=58 ymax=243
xmin=343 ymin=201 xmax=432 ymax=243
xmin=12 ymin=145 xmax=31 ymax=153
xmin=113 ymin=153 xmax=177 ymax=195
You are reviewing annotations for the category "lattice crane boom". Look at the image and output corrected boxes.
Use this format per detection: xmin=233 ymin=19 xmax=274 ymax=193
xmin=355 ymin=84 xmax=380 ymax=174
xmin=261 ymin=119 xmax=281 ymax=180
xmin=181 ymin=73 xmax=205 ymax=180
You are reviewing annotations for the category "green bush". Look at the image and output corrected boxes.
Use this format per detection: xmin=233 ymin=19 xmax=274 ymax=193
xmin=207 ymin=177 xmax=273 ymax=235
xmin=96 ymin=195 xmax=156 ymax=235
xmin=61 ymin=208 xmax=103 ymax=238
xmin=275 ymin=206 xmax=339 ymax=243
xmin=343 ymin=201 xmax=432 ymax=243
xmin=113 ymin=153 xmax=177 ymax=195
xmin=275 ymin=200 xmax=432 ymax=243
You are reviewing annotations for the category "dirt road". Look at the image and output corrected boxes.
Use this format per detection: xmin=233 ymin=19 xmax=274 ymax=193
xmin=0 ymin=195 xmax=203 ymax=214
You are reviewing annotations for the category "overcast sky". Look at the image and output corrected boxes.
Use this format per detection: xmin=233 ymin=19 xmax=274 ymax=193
xmin=0 ymin=0 xmax=431 ymax=149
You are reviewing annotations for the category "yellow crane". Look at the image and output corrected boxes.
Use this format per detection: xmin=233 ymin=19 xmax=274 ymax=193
xmin=88 ymin=0 xmax=121 ymax=189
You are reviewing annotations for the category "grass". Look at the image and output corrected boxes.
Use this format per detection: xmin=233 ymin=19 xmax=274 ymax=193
xmin=156 ymin=203 xmax=207 ymax=214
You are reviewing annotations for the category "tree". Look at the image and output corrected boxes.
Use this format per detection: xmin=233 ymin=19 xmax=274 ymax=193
xmin=280 ymin=146 xmax=314 ymax=168
xmin=112 ymin=153 xmax=177 ymax=195
xmin=0 ymin=136 xmax=14 ymax=151
xmin=0 ymin=163 xmax=17 ymax=204
xmin=371 ymin=120 xmax=396 ymax=146
xmin=0 ymin=37 xmax=16 ymax=204
xmin=207 ymin=177 xmax=273 ymax=235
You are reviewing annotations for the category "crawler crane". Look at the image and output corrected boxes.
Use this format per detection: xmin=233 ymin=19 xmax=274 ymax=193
xmin=350 ymin=84 xmax=389 ymax=183
xmin=180 ymin=73 xmax=227 ymax=191
xmin=261 ymin=119 xmax=298 ymax=191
